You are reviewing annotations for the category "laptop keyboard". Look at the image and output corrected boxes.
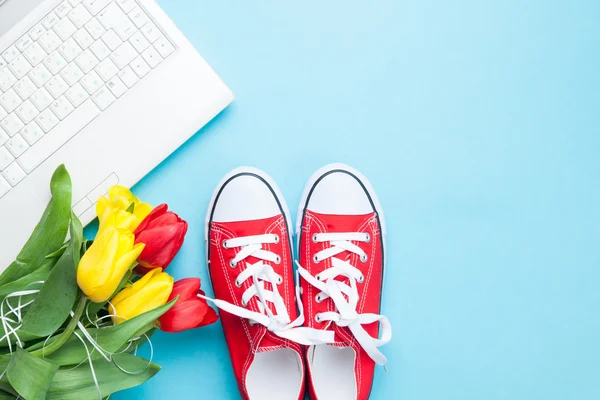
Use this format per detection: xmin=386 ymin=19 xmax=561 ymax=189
xmin=0 ymin=0 xmax=176 ymax=199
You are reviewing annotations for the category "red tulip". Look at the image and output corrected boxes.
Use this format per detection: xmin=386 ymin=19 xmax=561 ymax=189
xmin=158 ymin=278 xmax=218 ymax=333
xmin=134 ymin=204 xmax=188 ymax=274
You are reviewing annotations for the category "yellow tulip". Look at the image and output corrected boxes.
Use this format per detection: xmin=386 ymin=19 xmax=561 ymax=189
xmin=96 ymin=185 xmax=153 ymax=235
xmin=77 ymin=226 xmax=145 ymax=303
xmin=108 ymin=268 xmax=174 ymax=324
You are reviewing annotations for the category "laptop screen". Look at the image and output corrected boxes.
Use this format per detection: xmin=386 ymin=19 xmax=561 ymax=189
xmin=0 ymin=0 xmax=43 ymax=37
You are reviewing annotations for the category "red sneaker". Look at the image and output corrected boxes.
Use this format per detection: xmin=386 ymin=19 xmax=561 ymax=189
xmin=296 ymin=164 xmax=392 ymax=400
xmin=204 ymin=167 xmax=327 ymax=400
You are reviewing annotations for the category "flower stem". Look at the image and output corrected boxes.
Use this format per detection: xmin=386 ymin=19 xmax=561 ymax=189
xmin=31 ymin=294 xmax=87 ymax=358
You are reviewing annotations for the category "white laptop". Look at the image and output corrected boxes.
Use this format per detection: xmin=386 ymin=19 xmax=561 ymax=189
xmin=0 ymin=0 xmax=234 ymax=270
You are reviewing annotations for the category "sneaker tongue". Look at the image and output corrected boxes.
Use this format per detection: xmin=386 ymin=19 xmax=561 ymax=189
xmin=216 ymin=214 xmax=283 ymax=238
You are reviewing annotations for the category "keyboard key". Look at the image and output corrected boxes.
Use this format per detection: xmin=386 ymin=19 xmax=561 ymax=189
xmin=0 ymin=176 xmax=10 ymax=198
xmin=85 ymin=18 xmax=106 ymax=39
xmin=0 ymin=147 xmax=14 ymax=170
xmin=0 ymin=69 xmax=17 ymax=92
xmin=55 ymin=1 xmax=73 ymax=18
xmin=19 ymin=100 xmax=100 ymax=172
xmin=14 ymin=77 xmax=37 ymax=100
xmin=111 ymin=42 xmax=136 ymax=69
xmin=87 ymin=172 xmax=118 ymax=200
xmin=8 ymin=56 xmax=33 ymax=79
xmin=46 ymin=75 xmax=69 ymax=98
xmin=69 ymin=0 xmax=84 ymax=6
xmin=5 ymin=134 xmax=29 ymax=157
xmin=75 ymin=49 xmax=99 ymax=73
xmin=50 ymin=96 xmax=75 ymax=119
xmin=0 ymin=58 xmax=6 ymax=70
xmin=84 ymin=0 xmax=112 ymax=15
xmin=80 ymin=71 xmax=103 ymax=93
xmin=22 ymin=42 xmax=46 ymax=66
xmin=29 ymin=64 xmax=52 ymax=87
xmin=90 ymin=39 xmax=110 ymax=60
xmin=59 ymin=38 xmax=83 ymax=62
xmin=95 ymin=58 xmax=118 ymax=81
xmin=117 ymin=65 xmax=138 ymax=88
xmin=65 ymin=82 xmax=89 ymax=106
xmin=154 ymin=36 xmax=175 ymax=59
xmin=28 ymin=24 xmax=46 ymax=41
xmin=2 ymin=45 xmax=19 ymax=63
xmin=35 ymin=109 xmax=60 ymax=132
xmin=141 ymin=22 xmax=160 ymax=43
xmin=129 ymin=31 xmax=149 ymax=53
xmin=130 ymin=56 xmax=150 ymax=78
xmin=15 ymin=101 xmax=39 ymax=124
xmin=0 ymin=90 xmax=22 ymax=113
xmin=2 ymin=162 xmax=26 ymax=186
xmin=42 ymin=12 xmax=60 ymax=30
xmin=69 ymin=4 xmax=93 ymax=28
xmin=98 ymin=4 xmax=135 ymax=40
xmin=60 ymin=62 xmax=84 ymax=85
xmin=142 ymin=46 xmax=161 ymax=68
xmin=0 ymin=106 xmax=6 ymax=121
xmin=107 ymin=76 xmax=126 ymax=98
xmin=73 ymin=197 xmax=93 ymax=216
xmin=0 ymin=130 xmax=7 ymax=146
xmin=15 ymin=35 xmax=34 ymax=52
xmin=44 ymin=51 xmax=68 ymax=75
xmin=31 ymin=88 xmax=54 ymax=111
xmin=54 ymin=18 xmax=78 ymax=41
xmin=128 ymin=6 xmax=149 ymax=29
xmin=20 ymin=122 xmax=45 ymax=145
xmin=1 ymin=114 xmax=25 ymax=138
xmin=91 ymin=86 xmax=115 ymax=110
xmin=102 ymin=30 xmax=122 ymax=51
xmin=39 ymin=30 xmax=62 ymax=53
xmin=74 ymin=28 xmax=94 ymax=49
xmin=116 ymin=0 xmax=136 ymax=13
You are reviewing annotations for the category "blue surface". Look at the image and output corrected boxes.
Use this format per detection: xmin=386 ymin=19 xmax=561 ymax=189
xmin=110 ymin=1 xmax=600 ymax=399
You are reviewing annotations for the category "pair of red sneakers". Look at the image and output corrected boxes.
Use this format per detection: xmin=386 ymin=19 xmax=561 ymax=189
xmin=203 ymin=164 xmax=392 ymax=400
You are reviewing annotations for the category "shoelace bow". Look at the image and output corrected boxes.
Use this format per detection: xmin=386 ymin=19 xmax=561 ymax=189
xmin=201 ymin=234 xmax=332 ymax=346
xmin=297 ymin=232 xmax=392 ymax=365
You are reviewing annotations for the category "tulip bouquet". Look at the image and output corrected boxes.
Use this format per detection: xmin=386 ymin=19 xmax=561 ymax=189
xmin=0 ymin=165 xmax=217 ymax=399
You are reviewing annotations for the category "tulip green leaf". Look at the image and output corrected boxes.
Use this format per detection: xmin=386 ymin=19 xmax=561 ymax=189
xmin=46 ymin=353 xmax=160 ymax=400
xmin=0 ymin=165 xmax=72 ymax=285
xmin=0 ymin=392 xmax=16 ymax=399
xmin=6 ymin=348 xmax=59 ymax=400
xmin=19 ymin=214 xmax=82 ymax=337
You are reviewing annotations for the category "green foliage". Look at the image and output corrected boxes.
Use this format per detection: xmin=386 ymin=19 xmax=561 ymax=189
xmin=6 ymin=348 xmax=59 ymax=400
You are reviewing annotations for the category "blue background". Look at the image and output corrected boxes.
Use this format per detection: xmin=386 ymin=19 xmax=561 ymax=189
xmin=110 ymin=0 xmax=600 ymax=399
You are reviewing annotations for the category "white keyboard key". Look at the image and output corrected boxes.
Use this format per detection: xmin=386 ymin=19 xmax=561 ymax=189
xmin=42 ymin=12 xmax=60 ymax=30
xmin=59 ymin=38 xmax=83 ymax=62
xmin=65 ymin=82 xmax=89 ymax=106
xmin=2 ymin=162 xmax=26 ymax=186
xmin=111 ymin=42 xmax=136 ymax=69
xmin=130 ymin=56 xmax=150 ymax=78
xmin=22 ymin=42 xmax=46 ymax=66
xmin=91 ymin=86 xmax=115 ymax=110
xmin=44 ymin=51 xmax=68 ymax=75
xmin=73 ymin=28 xmax=94 ymax=49
xmin=31 ymin=88 xmax=54 ymax=111
xmin=8 ymin=56 xmax=33 ymax=79
xmin=45 ymin=75 xmax=69 ymax=98
xmin=15 ymin=101 xmax=39 ymax=124
xmin=80 ymin=71 xmax=103 ymax=93
xmin=28 ymin=24 xmax=46 ymax=41
xmin=14 ymin=77 xmax=37 ymax=100
xmin=0 ymin=176 xmax=10 ymax=198
xmin=117 ymin=65 xmax=137 ymax=88
xmin=1 ymin=114 xmax=25 ymax=137
xmin=60 ymin=62 xmax=84 ymax=85
xmin=142 ymin=46 xmax=161 ymax=68
xmin=84 ymin=0 xmax=112 ymax=15
xmin=106 ymin=76 xmax=126 ymax=98
xmin=0 ymin=147 xmax=14 ymax=170
xmin=95 ymin=58 xmax=118 ymax=81
xmin=19 ymin=100 xmax=100 ymax=173
xmin=69 ymin=4 xmax=92 ymax=28
xmin=101 ymin=30 xmax=122 ymax=51
xmin=75 ymin=49 xmax=99 ymax=73
xmin=90 ymin=39 xmax=110 ymax=60
xmin=129 ymin=31 xmax=149 ymax=53
xmin=39 ymin=30 xmax=62 ymax=53
xmin=141 ymin=22 xmax=160 ymax=43
xmin=5 ymin=134 xmax=29 ymax=157
xmin=116 ymin=0 xmax=136 ymax=13
xmin=20 ymin=122 xmax=45 ymax=145
xmin=35 ymin=109 xmax=59 ymax=132
xmin=98 ymin=4 xmax=135 ymax=40
xmin=54 ymin=18 xmax=77 ymax=41
xmin=69 ymin=0 xmax=84 ymax=6
xmin=128 ymin=6 xmax=149 ymax=29
xmin=0 ymin=130 xmax=7 ymax=146
xmin=85 ymin=18 xmax=106 ymax=39
xmin=154 ymin=36 xmax=175 ymax=59
xmin=0 ymin=106 xmax=6 ymax=121
xmin=73 ymin=197 xmax=93 ymax=216
xmin=29 ymin=64 xmax=52 ymax=87
xmin=1 ymin=46 xmax=19 ymax=63
xmin=0 ymin=90 xmax=22 ymax=113
xmin=50 ymin=96 xmax=75 ymax=119
xmin=0 ymin=68 xmax=17 ymax=92
xmin=0 ymin=58 xmax=6 ymax=70
xmin=55 ymin=1 xmax=73 ymax=18
xmin=15 ymin=35 xmax=34 ymax=52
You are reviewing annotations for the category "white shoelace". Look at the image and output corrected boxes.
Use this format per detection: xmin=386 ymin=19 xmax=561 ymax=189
xmin=297 ymin=232 xmax=392 ymax=365
xmin=202 ymin=234 xmax=332 ymax=346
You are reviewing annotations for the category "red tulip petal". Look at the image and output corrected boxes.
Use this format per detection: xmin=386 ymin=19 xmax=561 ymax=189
xmin=134 ymin=204 xmax=168 ymax=235
xmin=159 ymin=299 xmax=208 ymax=333
xmin=168 ymin=278 xmax=201 ymax=302
xmin=196 ymin=305 xmax=219 ymax=327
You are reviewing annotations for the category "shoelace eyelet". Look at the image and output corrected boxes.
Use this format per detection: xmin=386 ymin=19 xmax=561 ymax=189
xmin=273 ymin=234 xmax=280 ymax=244
xmin=360 ymin=254 xmax=368 ymax=263
xmin=222 ymin=240 xmax=229 ymax=249
xmin=313 ymin=254 xmax=320 ymax=263
xmin=277 ymin=276 xmax=283 ymax=285
xmin=229 ymin=259 xmax=237 ymax=268
xmin=315 ymin=273 xmax=322 ymax=281
xmin=241 ymin=299 xmax=248 ymax=307
xmin=312 ymin=234 xmax=319 ymax=243
xmin=235 ymin=279 xmax=242 ymax=288
xmin=274 ymin=255 xmax=281 ymax=265
xmin=357 ymin=274 xmax=365 ymax=283
xmin=315 ymin=294 xmax=323 ymax=303
xmin=364 ymin=233 xmax=370 ymax=243
xmin=314 ymin=313 xmax=322 ymax=323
